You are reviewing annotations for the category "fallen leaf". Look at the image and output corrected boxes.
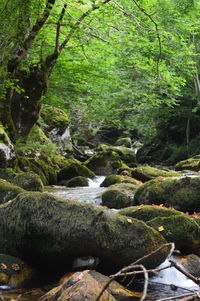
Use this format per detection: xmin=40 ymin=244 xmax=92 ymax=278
xmin=158 ymin=226 xmax=164 ymax=232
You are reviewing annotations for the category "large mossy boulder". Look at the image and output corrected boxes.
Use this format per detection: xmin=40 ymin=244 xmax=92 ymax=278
xmin=134 ymin=176 xmax=200 ymax=213
xmin=0 ymin=254 xmax=33 ymax=288
xmin=147 ymin=215 xmax=200 ymax=256
xmin=131 ymin=166 xmax=181 ymax=183
xmin=66 ymin=176 xmax=89 ymax=187
xmin=99 ymin=144 xmax=136 ymax=167
xmin=175 ymin=155 xmax=200 ymax=172
xmin=12 ymin=172 xmax=44 ymax=192
xmin=0 ymin=179 xmax=25 ymax=204
xmin=101 ymin=183 xmax=140 ymax=209
xmin=119 ymin=205 xmax=184 ymax=223
xmin=100 ymin=174 xmax=141 ymax=187
xmin=27 ymin=125 xmax=51 ymax=145
xmin=58 ymin=161 xmax=95 ymax=183
xmin=0 ymin=192 xmax=169 ymax=272
xmin=85 ymin=151 xmax=127 ymax=175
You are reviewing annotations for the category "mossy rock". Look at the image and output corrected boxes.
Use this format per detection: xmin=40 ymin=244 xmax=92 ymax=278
xmin=119 ymin=205 xmax=184 ymax=222
xmin=58 ymin=162 xmax=95 ymax=182
xmin=100 ymin=174 xmax=141 ymax=187
xmin=147 ymin=215 xmax=200 ymax=255
xmin=85 ymin=150 xmax=127 ymax=175
xmin=0 ymin=168 xmax=17 ymax=182
xmin=99 ymin=144 xmax=136 ymax=167
xmin=0 ymin=192 xmax=169 ymax=272
xmin=115 ymin=137 xmax=132 ymax=148
xmin=66 ymin=176 xmax=89 ymax=187
xmin=26 ymin=125 xmax=51 ymax=145
xmin=0 ymin=254 xmax=33 ymax=288
xmin=12 ymin=172 xmax=44 ymax=192
xmin=131 ymin=166 xmax=181 ymax=183
xmin=40 ymin=106 xmax=69 ymax=131
xmin=0 ymin=179 xmax=25 ymax=204
xmin=134 ymin=176 xmax=200 ymax=213
xmin=175 ymin=156 xmax=200 ymax=172
xmin=102 ymin=183 xmax=140 ymax=209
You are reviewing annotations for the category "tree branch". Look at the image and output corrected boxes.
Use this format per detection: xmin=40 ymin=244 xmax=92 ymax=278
xmin=59 ymin=0 xmax=112 ymax=52
xmin=8 ymin=0 xmax=56 ymax=72
xmin=55 ymin=4 xmax=67 ymax=55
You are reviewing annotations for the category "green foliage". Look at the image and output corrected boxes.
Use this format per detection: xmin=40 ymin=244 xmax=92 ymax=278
xmin=15 ymin=140 xmax=59 ymax=158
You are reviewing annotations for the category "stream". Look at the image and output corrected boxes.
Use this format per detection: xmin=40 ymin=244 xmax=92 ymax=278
xmin=1 ymin=176 xmax=199 ymax=300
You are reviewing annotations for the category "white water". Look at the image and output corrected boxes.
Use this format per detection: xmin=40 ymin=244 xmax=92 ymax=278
xmin=151 ymin=258 xmax=199 ymax=289
xmin=46 ymin=176 xmax=106 ymax=204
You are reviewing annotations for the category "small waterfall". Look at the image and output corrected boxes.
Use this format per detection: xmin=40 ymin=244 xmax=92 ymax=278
xmin=151 ymin=258 xmax=199 ymax=289
xmin=88 ymin=176 xmax=105 ymax=188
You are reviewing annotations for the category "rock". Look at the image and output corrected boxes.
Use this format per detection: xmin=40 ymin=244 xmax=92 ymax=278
xmin=12 ymin=171 xmax=44 ymax=192
xmin=66 ymin=176 xmax=89 ymax=187
xmin=175 ymin=155 xmax=200 ymax=172
xmin=147 ymin=215 xmax=200 ymax=256
xmin=0 ymin=179 xmax=25 ymax=204
xmin=134 ymin=176 xmax=200 ymax=213
xmin=101 ymin=183 xmax=140 ymax=209
xmin=0 ymin=124 xmax=16 ymax=168
xmin=58 ymin=161 xmax=95 ymax=182
xmin=115 ymin=137 xmax=132 ymax=148
xmin=176 ymin=254 xmax=200 ymax=277
xmin=27 ymin=125 xmax=51 ymax=145
xmin=131 ymin=166 xmax=181 ymax=183
xmin=72 ymin=256 xmax=99 ymax=270
xmin=0 ymin=254 xmax=33 ymax=288
xmin=41 ymin=270 xmax=143 ymax=301
xmin=0 ymin=168 xmax=17 ymax=182
xmin=85 ymin=151 xmax=127 ymax=175
xmin=119 ymin=205 xmax=184 ymax=222
xmin=99 ymin=144 xmax=136 ymax=167
xmin=100 ymin=174 xmax=141 ymax=187
xmin=40 ymin=270 xmax=116 ymax=301
xmin=0 ymin=192 xmax=169 ymax=272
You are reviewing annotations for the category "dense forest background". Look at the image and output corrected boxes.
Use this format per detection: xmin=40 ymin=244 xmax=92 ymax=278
xmin=1 ymin=0 xmax=200 ymax=164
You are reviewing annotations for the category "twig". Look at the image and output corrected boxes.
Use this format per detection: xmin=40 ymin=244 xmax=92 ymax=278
xmin=156 ymin=290 xmax=200 ymax=301
xmin=170 ymin=260 xmax=200 ymax=286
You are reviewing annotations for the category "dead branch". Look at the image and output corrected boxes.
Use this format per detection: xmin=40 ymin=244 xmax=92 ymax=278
xmin=156 ymin=290 xmax=200 ymax=301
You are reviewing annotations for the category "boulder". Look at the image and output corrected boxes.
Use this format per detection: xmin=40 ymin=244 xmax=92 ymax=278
xmin=0 ymin=179 xmax=25 ymax=204
xmin=147 ymin=215 xmax=200 ymax=255
xmin=0 ymin=254 xmax=33 ymax=288
xmin=115 ymin=137 xmax=132 ymax=148
xmin=100 ymin=174 xmax=141 ymax=187
xmin=41 ymin=270 xmax=144 ymax=301
xmin=175 ymin=155 xmax=200 ymax=172
xmin=131 ymin=166 xmax=181 ymax=183
xmin=99 ymin=144 xmax=136 ymax=167
xmin=58 ymin=161 xmax=95 ymax=182
xmin=0 ymin=192 xmax=169 ymax=272
xmin=101 ymin=183 xmax=140 ymax=209
xmin=12 ymin=172 xmax=44 ymax=192
xmin=119 ymin=205 xmax=184 ymax=222
xmin=134 ymin=176 xmax=200 ymax=213
xmin=66 ymin=176 xmax=89 ymax=187
xmin=85 ymin=151 xmax=127 ymax=175
xmin=176 ymin=254 xmax=200 ymax=277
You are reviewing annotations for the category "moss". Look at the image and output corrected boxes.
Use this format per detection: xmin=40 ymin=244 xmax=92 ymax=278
xmin=100 ymin=174 xmax=141 ymax=187
xmin=58 ymin=162 xmax=95 ymax=182
xmin=12 ymin=172 xmax=44 ymax=192
xmin=66 ymin=176 xmax=89 ymax=187
xmin=0 ymin=192 xmax=169 ymax=271
xmin=102 ymin=183 xmax=140 ymax=209
xmin=115 ymin=137 xmax=132 ymax=148
xmin=26 ymin=125 xmax=51 ymax=145
xmin=119 ymin=205 xmax=184 ymax=222
xmin=40 ymin=106 xmax=69 ymax=131
xmin=131 ymin=166 xmax=181 ymax=183
xmin=85 ymin=151 xmax=127 ymax=175
xmin=0 ymin=124 xmax=10 ymax=145
xmin=0 ymin=179 xmax=25 ymax=204
xmin=0 ymin=168 xmax=17 ymax=182
xmin=175 ymin=156 xmax=200 ymax=171
xmin=134 ymin=176 xmax=200 ymax=213
xmin=147 ymin=215 xmax=200 ymax=255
